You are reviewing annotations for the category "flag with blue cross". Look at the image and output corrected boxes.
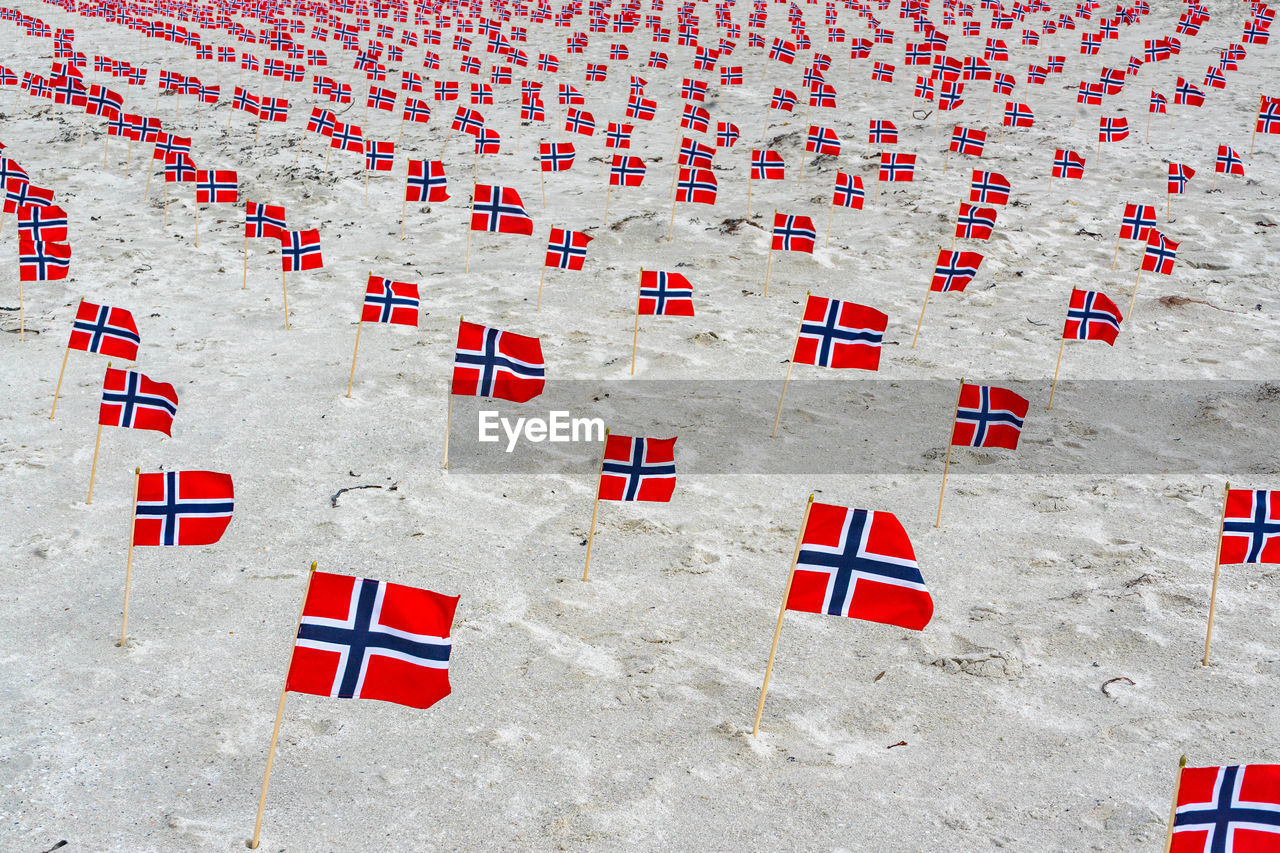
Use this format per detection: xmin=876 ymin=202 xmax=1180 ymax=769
xmin=951 ymin=384 xmax=1029 ymax=450
xmin=1221 ymin=489 xmax=1280 ymax=565
xmin=1169 ymin=763 xmax=1280 ymax=852
xmin=451 ymin=319 xmax=545 ymax=403
xmin=133 ymin=470 xmax=234 ymax=546
xmin=361 ymin=275 xmax=419 ymax=326
xmin=286 ymin=571 xmax=458 ymax=709
xmin=598 ymin=434 xmax=677 ymax=502
xmin=788 ymin=502 xmax=933 ymax=630
xmin=99 ymin=367 xmax=179 ymax=436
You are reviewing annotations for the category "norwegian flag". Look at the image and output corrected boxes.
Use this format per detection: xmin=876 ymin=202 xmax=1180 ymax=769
xmin=18 ymin=204 xmax=68 ymax=243
xmin=133 ymin=471 xmax=234 ymax=546
xmin=606 ymin=122 xmax=633 ymax=149
xmin=868 ymin=119 xmax=898 ymax=145
xmin=675 ymin=168 xmax=717 ymax=204
xmin=598 ymin=435 xmax=677 ymax=502
xmin=475 ymin=130 xmax=502 ymax=157
xmin=1258 ymin=97 xmax=1280 ymax=134
xmin=451 ymin=320 xmax=545 ymax=403
xmin=1141 ymin=231 xmax=1178 ymax=275
xmin=329 ymin=122 xmax=364 ymax=153
xmin=4 ymin=180 xmax=53 ymax=213
xmin=833 ymin=172 xmax=865 ymax=209
xmin=539 ymin=142 xmax=575 ymax=172
xmin=716 ymin=122 xmax=739 ymax=148
xmin=307 ymin=107 xmax=336 ymax=137
xmin=451 ymin=107 xmax=484 ymax=136
xmin=769 ymin=38 xmax=797 ymax=63
xmin=770 ymin=87 xmax=798 ymax=111
xmin=879 ymin=153 xmax=916 ymax=182
xmin=18 ymin=240 xmax=71 ymax=281
xmin=1064 ymin=288 xmax=1123 ymax=345
xmin=932 ymin=250 xmax=984 ymax=292
xmin=406 ymin=160 xmax=449 ymax=202
xmin=163 ymin=152 xmax=197 ymax=184
xmin=99 ymin=367 xmax=178 ymax=436
xmin=364 ymin=140 xmax=395 ymax=172
xmin=788 ymin=502 xmax=933 ymax=631
xmin=1175 ymin=77 xmax=1205 ymax=107
xmin=286 ymin=571 xmax=458 ymax=710
xmin=751 ymin=150 xmax=785 ymax=181
xmin=1120 ymin=204 xmax=1158 ymax=241
xmin=950 ymin=126 xmax=986 ymax=157
xmin=1150 ymin=91 xmax=1168 ymax=114
xmin=1099 ymin=116 xmax=1129 ymax=142
xmin=362 ymin=275 xmax=419 ymax=326
xmin=951 ymin=385 xmax=1029 ymax=450
xmin=677 ymin=138 xmax=715 ymax=168
xmin=68 ymin=301 xmax=140 ymax=360
xmin=1221 ymin=491 xmax=1280 ymax=564
xmin=806 ymin=125 xmax=841 ymax=156
xmin=1003 ymin=101 xmax=1035 ymax=127
xmin=1052 ymin=149 xmax=1086 ymax=179
xmin=970 ymin=170 xmax=1011 ymax=205
xmin=1169 ymin=764 xmax=1280 ymax=851
xmin=1168 ymin=163 xmax=1196 ymax=194
xmin=956 ymin=204 xmax=997 ymax=240
xmin=793 ymin=296 xmax=887 ymax=371
xmin=626 ymin=96 xmax=657 ymax=120
xmin=545 ymin=228 xmax=591 ymax=270
xmin=681 ymin=104 xmax=710 ymax=133
xmin=1216 ymin=145 xmax=1245 ymax=176
xmin=245 ymin=202 xmax=286 ymax=240
xmin=639 ymin=271 xmax=694 ymax=316
xmin=195 ymin=170 xmax=238 ymax=203
xmin=471 ymin=185 xmax=533 ymax=235
xmin=403 ymin=98 xmax=431 ymax=124
xmin=772 ymin=213 xmax=817 ymax=253
xmin=587 ymin=130 xmax=635 ymax=172
xmin=280 ymin=229 xmax=323 ymax=272
xmin=564 ymin=107 xmax=595 ymax=136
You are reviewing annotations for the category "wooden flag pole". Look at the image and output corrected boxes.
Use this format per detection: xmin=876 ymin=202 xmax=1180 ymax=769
xmin=760 ymin=106 xmax=770 ymax=142
xmin=1111 ymin=231 xmax=1122 ymax=269
xmin=125 ymin=139 xmax=133 ymax=177
xmin=910 ymin=285 xmax=933 ymax=349
xmin=762 ymin=247 xmax=774 ymax=296
xmin=1202 ymin=482 xmax=1230 ymax=666
xmin=540 ymin=168 xmax=546 ymax=208
xmin=825 ymin=204 xmax=835 ymax=247
xmin=746 ymin=174 xmax=752 ymax=217
xmin=195 ymin=204 xmax=200 ymax=248
xmin=942 ymin=148 xmax=950 ymax=174
xmin=1162 ymin=756 xmax=1188 ymax=853
xmin=50 ymin=300 xmax=78 ymax=418
xmin=936 ymin=378 xmax=965 ymax=528
xmin=536 ymin=266 xmax=548 ymax=311
xmin=872 ymin=179 xmax=881 ymax=205
xmin=86 ymin=361 xmax=111 ymax=504
xmin=443 ymin=321 xmax=460 ymax=470
xmin=243 ymin=235 xmax=249 ymax=289
xmin=602 ymin=186 xmax=612 ymax=227
xmin=346 ymin=318 xmax=364 ymax=398
xmin=771 ymin=304 xmax=806 ymax=438
xmin=631 ymin=269 xmax=645 ymax=375
xmin=247 ymin=561 xmax=318 ymax=851
xmin=1047 ymin=338 xmax=1067 ymax=410
xmin=667 ymin=193 xmax=677 ymax=240
xmin=18 ymin=282 xmax=24 ymax=342
xmin=582 ymin=429 xmax=610 ymax=582
xmin=87 ymin=421 xmax=105 ymax=504
xmin=753 ymin=494 xmax=815 ymax=737
xmin=364 ymin=169 xmax=370 ymax=206
xmin=1146 ymin=111 xmax=1153 ymax=144
xmin=1128 ymin=267 xmax=1143 ymax=319
xmin=465 ymin=195 xmax=475 ymax=273
xmin=280 ymin=264 xmax=291 ymax=330
xmin=118 ymin=467 xmax=141 ymax=647
xmin=796 ymin=156 xmax=805 ymax=186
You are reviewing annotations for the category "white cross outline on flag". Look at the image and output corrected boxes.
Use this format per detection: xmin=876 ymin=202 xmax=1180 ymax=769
xmin=295 ymin=578 xmax=450 ymax=700
xmin=797 ymin=509 xmax=926 ymax=617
